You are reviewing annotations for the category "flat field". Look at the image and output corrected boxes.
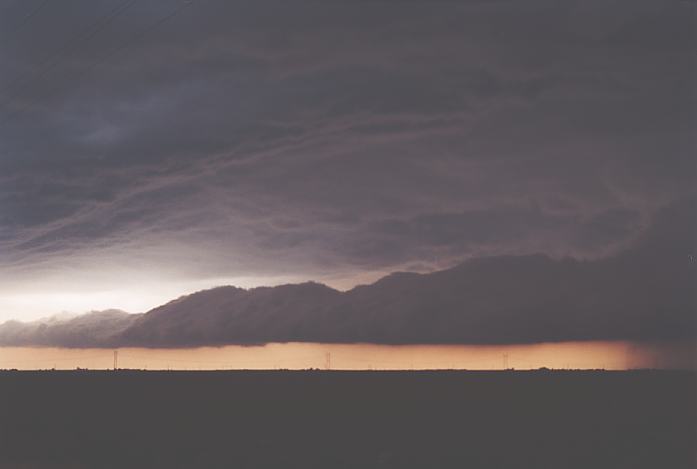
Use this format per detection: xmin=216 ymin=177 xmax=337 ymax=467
xmin=0 ymin=370 xmax=694 ymax=468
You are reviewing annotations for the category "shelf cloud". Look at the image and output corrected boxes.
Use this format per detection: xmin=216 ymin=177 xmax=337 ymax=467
xmin=0 ymin=0 xmax=694 ymax=325
xmin=1 ymin=199 xmax=693 ymax=347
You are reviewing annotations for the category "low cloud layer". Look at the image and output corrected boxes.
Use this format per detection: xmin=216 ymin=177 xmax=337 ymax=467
xmin=2 ymin=200 xmax=693 ymax=347
xmin=0 ymin=1 xmax=695 ymax=321
xmin=0 ymin=310 xmax=138 ymax=348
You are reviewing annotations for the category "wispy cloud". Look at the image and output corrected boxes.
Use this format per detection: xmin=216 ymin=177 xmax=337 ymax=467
xmin=0 ymin=0 xmax=694 ymax=320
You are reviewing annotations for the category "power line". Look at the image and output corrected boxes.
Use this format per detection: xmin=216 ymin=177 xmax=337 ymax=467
xmin=0 ymin=0 xmax=138 ymax=112
xmin=3 ymin=0 xmax=50 ymax=37
xmin=0 ymin=346 xmax=615 ymax=371
xmin=19 ymin=0 xmax=49 ymax=24
xmin=1 ymin=0 xmax=196 ymax=123
xmin=0 ymin=353 xmax=109 ymax=364
xmin=70 ymin=0 xmax=197 ymax=80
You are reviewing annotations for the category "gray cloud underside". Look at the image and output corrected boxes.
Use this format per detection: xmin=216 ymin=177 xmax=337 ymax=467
xmin=0 ymin=0 xmax=695 ymax=287
xmin=2 ymin=200 xmax=694 ymax=347
xmin=0 ymin=309 xmax=139 ymax=348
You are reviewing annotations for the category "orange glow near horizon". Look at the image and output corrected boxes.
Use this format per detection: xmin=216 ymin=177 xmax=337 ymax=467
xmin=0 ymin=341 xmax=694 ymax=371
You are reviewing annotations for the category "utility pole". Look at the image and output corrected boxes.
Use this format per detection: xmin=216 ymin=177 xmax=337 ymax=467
xmin=113 ymin=350 xmax=118 ymax=371
xmin=325 ymin=352 xmax=331 ymax=371
xmin=503 ymin=353 xmax=509 ymax=370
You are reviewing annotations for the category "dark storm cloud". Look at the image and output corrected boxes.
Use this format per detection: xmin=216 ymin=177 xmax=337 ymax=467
xmin=0 ymin=309 xmax=138 ymax=347
xmin=0 ymin=0 xmax=694 ymax=291
xmin=2 ymin=199 xmax=694 ymax=347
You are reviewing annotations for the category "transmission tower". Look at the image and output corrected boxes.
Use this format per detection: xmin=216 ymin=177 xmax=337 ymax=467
xmin=113 ymin=350 xmax=118 ymax=371
xmin=503 ymin=353 xmax=509 ymax=370
xmin=325 ymin=352 xmax=331 ymax=370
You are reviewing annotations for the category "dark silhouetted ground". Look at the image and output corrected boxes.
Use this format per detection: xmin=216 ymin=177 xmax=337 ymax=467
xmin=0 ymin=370 xmax=694 ymax=468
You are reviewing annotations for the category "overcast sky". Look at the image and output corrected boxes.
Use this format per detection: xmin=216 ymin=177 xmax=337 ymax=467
xmin=0 ymin=0 xmax=694 ymax=321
